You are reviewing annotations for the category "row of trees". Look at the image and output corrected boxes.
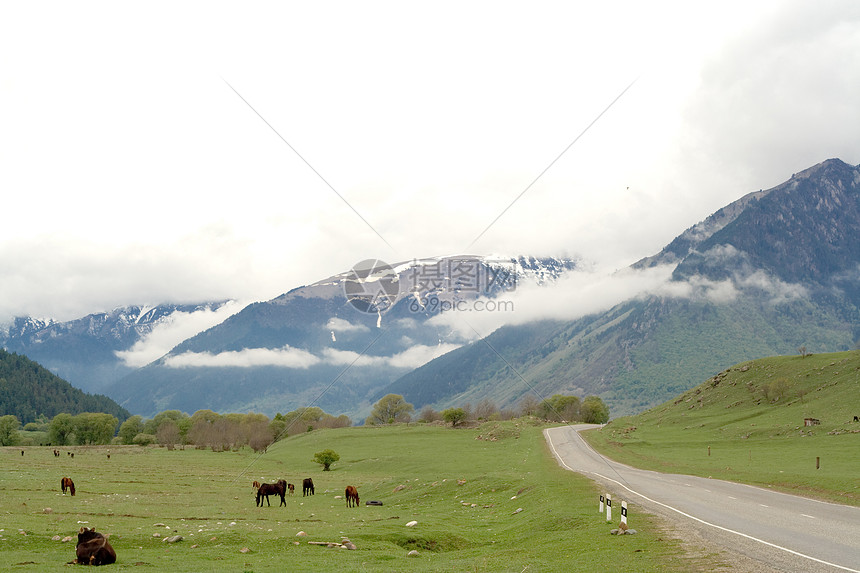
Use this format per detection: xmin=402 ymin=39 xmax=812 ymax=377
xmin=2 ymin=393 xmax=609 ymax=447
xmin=116 ymin=407 xmax=351 ymax=452
xmin=365 ymin=393 xmax=610 ymax=426
xmin=1 ymin=406 xmax=353 ymax=450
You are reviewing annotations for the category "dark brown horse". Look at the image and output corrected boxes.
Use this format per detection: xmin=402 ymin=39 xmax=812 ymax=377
xmin=61 ymin=477 xmax=76 ymax=496
xmin=303 ymin=478 xmax=314 ymax=496
xmin=76 ymin=527 xmax=116 ymax=565
xmin=256 ymin=479 xmax=287 ymax=507
xmin=345 ymin=485 xmax=359 ymax=507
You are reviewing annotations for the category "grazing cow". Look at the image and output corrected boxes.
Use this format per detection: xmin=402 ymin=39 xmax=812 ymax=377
xmin=345 ymin=485 xmax=359 ymax=508
xmin=303 ymin=478 xmax=314 ymax=496
xmin=61 ymin=477 xmax=76 ymax=496
xmin=256 ymin=479 xmax=287 ymax=507
xmin=76 ymin=527 xmax=116 ymax=566
xmin=287 ymin=483 xmax=295 ymax=496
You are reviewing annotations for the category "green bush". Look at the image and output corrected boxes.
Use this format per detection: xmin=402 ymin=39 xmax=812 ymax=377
xmin=133 ymin=433 xmax=157 ymax=446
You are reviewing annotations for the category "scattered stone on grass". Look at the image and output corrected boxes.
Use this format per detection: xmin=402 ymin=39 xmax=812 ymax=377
xmin=512 ymin=508 xmax=523 ymax=515
xmin=405 ymin=520 xmax=418 ymax=527
xmin=407 ymin=550 xmax=420 ymax=557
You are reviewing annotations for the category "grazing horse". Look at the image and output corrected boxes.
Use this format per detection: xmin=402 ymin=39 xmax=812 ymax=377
xmin=61 ymin=477 xmax=76 ymax=496
xmin=345 ymin=485 xmax=359 ymax=508
xmin=252 ymin=480 xmax=261 ymax=489
xmin=54 ymin=449 xmax=60 ymax=457
xmin=256 ymin=479 xmax=287 ymax=507
xmin=287 ymin=483 xmax=295 ymax=496
xmin=76 ymin=527 xmax=116 ymax=566
xmin=303 ymin=478 xmax=314 ymax=496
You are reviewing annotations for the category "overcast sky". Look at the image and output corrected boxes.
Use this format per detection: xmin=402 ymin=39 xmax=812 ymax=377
xmin=2 ymin=1 xmax=859 ymax=324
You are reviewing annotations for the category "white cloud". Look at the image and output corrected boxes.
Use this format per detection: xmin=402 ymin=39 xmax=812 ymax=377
xmin=1 ymin=1 xmax=857 ymax=324
xmin=115 ymin=301 xmax=247 ymax=367
xmin=321 ymin=343 xmax=462 ymax=370
xmin=429 ymin=264 xmax=679 ymax=339
xmin=426 ymin=261 xmax=810 ymax=338
xmin=326 ymin=318 xmax=370 ymax=333
xmin=165 ymin=345 xmax=321 ymax=369
xmin=736 ymin=270 xmax=808 ymax=304
xmin=321 ymin=348 xmax=386 ymax=368
xmin=163 ymin=341 xmax=461 ymax=371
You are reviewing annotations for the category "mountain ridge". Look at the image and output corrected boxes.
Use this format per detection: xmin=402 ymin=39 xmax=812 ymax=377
xmin=382 ymin=158 xmax=860 ymax=417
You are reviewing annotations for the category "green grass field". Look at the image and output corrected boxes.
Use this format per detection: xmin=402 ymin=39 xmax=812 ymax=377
xmin=1 ymin=421 xmax=731 ymax=572
xmin=584 ymin=351 xmax=860 ymax=506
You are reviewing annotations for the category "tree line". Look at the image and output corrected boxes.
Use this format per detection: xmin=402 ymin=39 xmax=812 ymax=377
xmin=1 ymin=393 xmax=609 ymax=448
xmin=365 ymin=393 xmax=610 ymax=426
xmin=1 ymin=406 xmax=351 ymax=451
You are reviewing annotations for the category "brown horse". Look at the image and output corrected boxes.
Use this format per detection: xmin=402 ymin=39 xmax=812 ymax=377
xmin=345 ymin=485 xmax=360 ymax=507
xmin=287 ymin=483 xmax=295 ymax=495
xmin=303 ymin=478 xmax=314 ymax=496
xmin=61 ymin=477 xmax=76 ymax=496
xmin=252 ymin=480 xmax=261 ymax=489
xmin=256 ymin=479 xmax=287 ymax=507
xmin=76 ymin=527 xmax=116 ymax=565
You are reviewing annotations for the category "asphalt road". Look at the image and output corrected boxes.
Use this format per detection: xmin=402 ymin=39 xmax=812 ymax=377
xmin=544 ymin=425 xmax=860 ymax=573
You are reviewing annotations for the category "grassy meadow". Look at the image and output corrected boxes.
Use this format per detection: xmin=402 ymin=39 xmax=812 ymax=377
xmin=584 ymin=350 xmax=860 ymax=506
xmin=0 ymin=421 xmax=732 ymax=572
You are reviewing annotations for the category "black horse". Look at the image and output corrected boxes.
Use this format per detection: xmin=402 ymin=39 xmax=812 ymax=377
xmin=256 ymin=479 xmax=287 ymax=507
xmin=303 ymin=477 xmax=315 ymax=496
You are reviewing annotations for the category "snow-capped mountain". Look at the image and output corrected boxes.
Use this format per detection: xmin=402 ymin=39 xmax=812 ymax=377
xmin=105 ymin=255 xmax=580 ymax=418
xmin=1 ymin=301 xmax=235 ymax=393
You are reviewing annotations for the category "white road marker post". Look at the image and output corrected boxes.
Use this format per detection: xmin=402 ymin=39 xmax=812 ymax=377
xmin=599 ymin=494 xmax=604 ymax=513
xmin=621 ymin=501 xmax=628 ymax=526
xmin=606 ymin=494 xmax=612 ymax=522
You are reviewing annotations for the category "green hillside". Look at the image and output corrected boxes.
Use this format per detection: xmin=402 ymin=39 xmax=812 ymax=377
xmin=385 ymin=291 xmax=857 ymax=417
xmin=584 ymin=351 xmax=860 ymax=505
xmin=0 ymin=349 xmax=130 ymax=424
